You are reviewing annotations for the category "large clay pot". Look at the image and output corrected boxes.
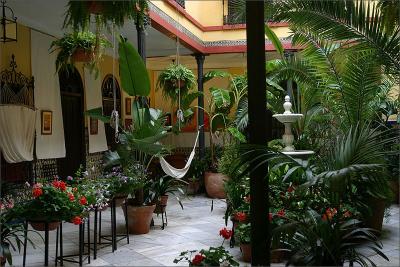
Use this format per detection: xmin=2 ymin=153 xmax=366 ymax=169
xmin=154 ymin=195 xmax=168 ymax=214
xmin=72 ymin=48 xmax=93 ymax=63
xmin=240 ymin=243 xmax=251 ymax=262
xmin=124 ymin=204 xmax=156 ymax=234
xmin=365 ymin=198 xmax=386 ymax=233
xmin=30 ymin=221 xmax=61 ymax=231
xmin=87 ymin=1 xmax=104 ymax=14
xmin=204 ymin=172 xmax=228 ymax=199
xmin=389 ymin=180 xmax=399 ymax=204
xmin=186 ymin=180 xmax=200 ymax=195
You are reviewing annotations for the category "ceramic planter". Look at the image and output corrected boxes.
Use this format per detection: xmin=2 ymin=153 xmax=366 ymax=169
xmin=124 ymin=204 xmax=156 ymax=234
xmin=154 ymin=195 xmax=169 ymax=214
xmin=72 ymin=48 xmax=93 ymax=63
xmin=204 ymin=172 xmax=228 ymax=199
xmin=30 ymin=221 xmax=61 ymax=231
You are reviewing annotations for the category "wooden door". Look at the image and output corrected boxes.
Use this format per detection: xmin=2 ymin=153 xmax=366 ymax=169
xmin=57 ymin=70 xmax=85 ymax=178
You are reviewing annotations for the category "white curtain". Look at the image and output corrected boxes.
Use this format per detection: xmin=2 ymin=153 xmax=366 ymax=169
xmin=0 ymin=105 xmax=36 ymax=163
xmin=84 ymin=69 xmax=108 ymax=153
xmin=31 ymin=30 xmax=66 ymax=159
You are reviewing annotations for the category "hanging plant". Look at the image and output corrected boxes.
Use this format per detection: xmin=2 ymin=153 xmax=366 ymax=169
xmin=50 ymin=31 xmax=111 ymax=76
xmin=156 ymin=64 xmax=196 ymax=105
xmin=64 ymin=0 xmax=149 ymax=31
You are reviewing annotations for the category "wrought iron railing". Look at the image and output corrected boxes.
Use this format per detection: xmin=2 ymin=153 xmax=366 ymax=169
xmin=224 ymin=0 xmax=246 ymax=25
xmin=175 ymin=0 xmax=185 ymax=9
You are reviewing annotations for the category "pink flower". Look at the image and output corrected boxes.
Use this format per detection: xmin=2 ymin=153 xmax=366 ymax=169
xmin=277 ymin=209 xmax=285 ymax=218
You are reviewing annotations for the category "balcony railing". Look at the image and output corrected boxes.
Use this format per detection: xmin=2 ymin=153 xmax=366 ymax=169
xmin=224 ymin=0 xmax=245 ymax=25
xmin=175 ymin=0 xmax=185 ymax=9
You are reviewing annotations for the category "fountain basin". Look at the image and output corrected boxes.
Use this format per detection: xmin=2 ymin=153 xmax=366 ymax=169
xmin=273 ymin=114 xmax=303 ymax=123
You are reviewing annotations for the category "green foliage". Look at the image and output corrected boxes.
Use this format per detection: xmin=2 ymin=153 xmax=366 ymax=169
xmin=118 ymin=36 xmax=150 ymax=96
xmin=156 ymin=64 xmax=196 ymax=105
xmin=64 ymin=0 xmax=149 ymax=31
xmin=235 ymin=222 xmax=251 ymax=244
xmin=174 ymin=247 xmax=239 ymax=266
xmin=148 ymin=176 xmax=187 ymax=209
xmin=273 ymin=210 xmax=388 ymax=266
xmin=49 ymin=31 xmax=111 ymax=75
xmin=272 ymin=0 xmax=400 ymax=74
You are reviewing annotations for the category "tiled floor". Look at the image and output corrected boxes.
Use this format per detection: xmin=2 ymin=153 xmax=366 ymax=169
xmin=12 ymin=196 xmax=399 ymax=266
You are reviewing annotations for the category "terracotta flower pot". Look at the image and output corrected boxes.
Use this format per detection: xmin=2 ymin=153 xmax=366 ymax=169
xmin=154 ymin=195 xmax=168 ymax=214
xmin=240 ymin=243 xmax=251 ymax=262
xmin=123 ymin=204 xmax=156 ymax=234
xmin=30 ymin=221 xmax=61 ymax=231
xmin=271 ymin=250 xmax=286 ymax=263
xmin=365 ymin=197 xmax=386 ymax=233
xmin=204 ymin=172 xmax=228 ymax=199
xmin=389 ymin=180 xmax=399 ymax=204
xmin=87 ymin=1 xmax=104 ymax=14
xmin=72 ymin=48 xmax=93 ymax=63
xmin=186 ymin=180 xmax=200 ymax=195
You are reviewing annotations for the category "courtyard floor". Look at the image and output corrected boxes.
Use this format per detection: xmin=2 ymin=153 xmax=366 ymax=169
xmin=13 ymin=195 xmax=400 ymax=266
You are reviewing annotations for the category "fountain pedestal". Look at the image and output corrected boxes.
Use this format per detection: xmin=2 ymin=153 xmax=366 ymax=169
xmin=273 ymin=95 xmax=314 ymax=162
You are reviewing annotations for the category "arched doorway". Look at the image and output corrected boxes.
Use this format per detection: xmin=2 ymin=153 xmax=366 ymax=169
xmin=57 ymin=69 xmax=85 ymax=178
xmin=102 ymin=75 xmax=121 ymax=150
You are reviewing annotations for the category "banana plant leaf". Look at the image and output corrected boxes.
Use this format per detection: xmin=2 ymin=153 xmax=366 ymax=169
xmin=84 ymin=107 xmax=110 ymax=123
xmin=210 ymin=87 xmax=231 ymax=109
xmin=118 ymin=36 xmax=150 ymax=96
xmin=203 ymin=70 xmax=229 ymax=84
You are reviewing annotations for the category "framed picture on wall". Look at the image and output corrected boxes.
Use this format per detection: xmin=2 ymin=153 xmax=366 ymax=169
xmin=41 ymin=110 xmax=53 ymax=135
xmin=90 ymin=118 xmax=98 ymax=135
xmin=125 ymin=118 xmax=133 ymax=129
xmin=125 ymin=98 xmax=131 ymax=115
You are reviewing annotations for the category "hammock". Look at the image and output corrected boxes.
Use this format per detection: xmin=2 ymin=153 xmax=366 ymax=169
xmin=159 ymin=130 xmax=200 ymax=178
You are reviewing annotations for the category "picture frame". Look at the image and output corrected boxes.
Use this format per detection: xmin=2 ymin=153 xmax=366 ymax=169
xmin=41 ymin=110 xmax=53 ymax=135
xmin=125 ymin=98 xmax=131 ymax=115
xmin=90 ymin=117 xmax=98 ymax=135
xmin=125 ymin=118 xmax=133 ymax=129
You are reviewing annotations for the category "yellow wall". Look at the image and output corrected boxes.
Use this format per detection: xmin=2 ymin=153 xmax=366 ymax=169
xmin=184 ymin=0 xmax=224 ymax=26
xmin=0 ymin=24 xmax=32 ymax=77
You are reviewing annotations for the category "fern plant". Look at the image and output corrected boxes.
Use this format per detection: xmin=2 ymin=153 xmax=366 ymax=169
xmin=50 ymin=31 xmax=111 ymax=75
xmin=64 ymin=0 xmax=149 ymax=31
xmin=156 ymin=64 xmax=196 ymax=105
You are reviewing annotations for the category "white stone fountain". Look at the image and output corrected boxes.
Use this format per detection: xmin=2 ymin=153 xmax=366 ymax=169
xmin=273 ymin=95 xmax=314 ymax=160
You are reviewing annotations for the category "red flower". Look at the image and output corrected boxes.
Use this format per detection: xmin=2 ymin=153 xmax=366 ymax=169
xmin=234 ymin=212 xmax=247 ymax=222
xmin=219 ymin=227 xmax=232 ymax=239
xmin=72 ymin=216 xmax=82 ymax=225
xmin=58 ymin=181 xmax=67 ymax=191
xmin=322 ymin=214 xmax=328 ymax=221
xmin=192 ymin=254 xmax=205 ymax=265
xmin=287 ymin=185 xmax=295 ymax=193
xmin=277 ymin=209 xmax=285 ymax=218
xmin=68 ymin=193 xmax=75 ymax=201
xmin=52 ymin=180 xmax=67 ymax=191
xmin=343 ymin=210 xmax=352 ymax=218
xmin=268 ymin=212 xmax=273 ymax=222
xmin=325 ymin=208 xmax=337 ymax=220
xmin=32 ymin=187 xmax=43 ymax=198
xmin=79 ymin=196 xmax=87 ymax=206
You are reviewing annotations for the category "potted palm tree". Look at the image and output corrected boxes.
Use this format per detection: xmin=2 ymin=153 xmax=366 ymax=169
xmin=148 ymin=175 xmax=187 ymax=214
xmin=50 ymin=31 xmax=111 ymax=76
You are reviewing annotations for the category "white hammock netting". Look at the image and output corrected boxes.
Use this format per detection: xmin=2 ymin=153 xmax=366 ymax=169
xmin=159 ymin=130 xmax=200 ymax=178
